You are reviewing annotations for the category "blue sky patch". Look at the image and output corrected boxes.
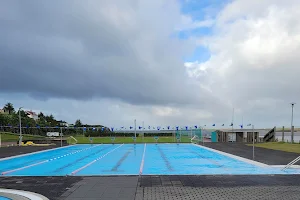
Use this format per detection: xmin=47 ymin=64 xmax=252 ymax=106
xmin=184 ymin=45 xmax=211 ymax=63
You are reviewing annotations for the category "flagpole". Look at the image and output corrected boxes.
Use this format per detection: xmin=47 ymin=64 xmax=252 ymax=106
xmin=232 ymin=108 xmax=234 ymax=142
xmin=252 ymin=124 xmax=255 ymax=160
xmin=134 ymin=119 xmax=136 ymax=138
xmin=242 ymin=116 xmax=243 ymax=129
xmin=142 ymin=121 xmax=144 ymax=142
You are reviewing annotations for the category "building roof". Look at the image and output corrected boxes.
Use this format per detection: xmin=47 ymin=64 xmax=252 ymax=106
xmin=25 ymin=110 xmax=37 ymax=116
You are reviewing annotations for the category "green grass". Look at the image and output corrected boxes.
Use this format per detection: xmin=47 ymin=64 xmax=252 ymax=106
xmin=247 ymin=142 xmax=300 ymax=153
xmin=0 ymin=132 xmax=45 ymax=142
xmin=72 ymin=135 xmax=191 ymax=144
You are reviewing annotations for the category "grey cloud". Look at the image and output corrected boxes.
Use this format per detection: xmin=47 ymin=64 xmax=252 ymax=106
xmin=0 ymin=0 xmax=221 ymax=108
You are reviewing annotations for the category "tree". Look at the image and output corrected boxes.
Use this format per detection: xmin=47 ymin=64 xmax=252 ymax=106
xmin=38 ymin=112 xmax=45 ymax=119
xmin=75 ymin=119 xmax=82 ymax=127
xmin=3 ymin=102 xmax=15 ymax=114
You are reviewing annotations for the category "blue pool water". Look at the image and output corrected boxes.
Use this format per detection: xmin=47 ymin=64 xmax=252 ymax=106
xmin=0 ymin=197 xmax=11 ymax=200
xmin=0 ymin=144 xmax=299 ymax=176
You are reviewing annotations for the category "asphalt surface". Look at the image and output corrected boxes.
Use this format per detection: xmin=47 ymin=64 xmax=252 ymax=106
xmin=204 ymin=142 xmax=300 ymax=165
xmin=0 ymin=145 xmax=63 ymax=159
xmin=0 ymin=176 xmax=82 ymax=200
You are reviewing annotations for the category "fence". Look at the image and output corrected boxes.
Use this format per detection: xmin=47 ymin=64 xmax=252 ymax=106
xmin=275 ymin=126 xmax=300 ymax=143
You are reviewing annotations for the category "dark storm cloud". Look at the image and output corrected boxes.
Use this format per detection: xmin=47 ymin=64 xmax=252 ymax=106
xmin=0 ymin=0 xmax=219 ymax=108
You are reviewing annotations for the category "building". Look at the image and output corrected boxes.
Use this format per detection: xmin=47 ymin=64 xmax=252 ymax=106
xmin=58 ymin=120 xmax=69 ymax=127
xmin=0 ymin=108 xmax=9 ymax=114
xmin=216 ymin=128 xmax=270 ymax=143
xmin=25 ymin=110 xmax=39 ymax=121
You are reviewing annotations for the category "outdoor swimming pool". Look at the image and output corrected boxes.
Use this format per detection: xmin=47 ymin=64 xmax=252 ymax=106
xmin=0 ymin=144 xmax=299 ymax=176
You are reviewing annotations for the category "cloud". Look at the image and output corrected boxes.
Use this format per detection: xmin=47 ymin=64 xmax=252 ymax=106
xmin=0 ymin=0 xmax=219 ymax=108
xmin=188 ymin=0 xmax=300 ymax=126
xmin=2 ymin=0 xmax=300 ymax=128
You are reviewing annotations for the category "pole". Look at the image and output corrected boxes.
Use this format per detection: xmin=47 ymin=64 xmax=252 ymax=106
xmin=252 ymin=124 xmax=255 ymax=160
xmin=291 ymin=103 xmax=295 ymax=143
xmin=173 ymin=128 xmax=175 ymax=142
xmin=232 ymin=108 xmax=234 ymax=142
xmin=202 ymin=127 xmax=204 ymax=146
xmin=60 ymin=127 xmax=63 ymax=147
xmin=142 ymin=121 xmax=144 ymax=142
xmin=18 ymin=107 xmax=23 ymax=146
xmin=180 ymin=128 xmax=182 ymax=138
xmin=134 ymin=119 xmax=136 ymax=138
xmin=282 ymin=126 xmax=284 ymax=142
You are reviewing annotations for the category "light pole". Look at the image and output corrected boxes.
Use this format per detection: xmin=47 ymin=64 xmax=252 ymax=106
xmin=201 ymin=126 xmax=204 ymax=146
xmin=134 ymin=119 xmax=136 ymax=138
xmin=18 ymin=107 xmax=23 ymax=146
xmin=291 ymin=103 xmax=296 ymax=143
xmin=247 ymin=123 xmax=255 ymax=160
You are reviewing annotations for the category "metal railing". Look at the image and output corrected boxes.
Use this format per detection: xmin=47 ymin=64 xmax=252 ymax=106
xmin=282 ymin=156 xmax=300 ymax=170
xmin=69 ymin=136 xmax=78 ymax=144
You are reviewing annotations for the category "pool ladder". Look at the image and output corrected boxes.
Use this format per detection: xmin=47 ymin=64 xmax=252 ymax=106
xmin=282 ymin=156 xmax=300 ymax=170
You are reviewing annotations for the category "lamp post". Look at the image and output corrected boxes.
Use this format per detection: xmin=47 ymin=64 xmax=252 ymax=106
xmin=248 ymin=123 xmax=255 ymax=160
xmin=201 ymin=126 xmax=204 ymax=146
xmin=18 ymin=107 xmax=23 ymax=146
xmin=134 ymin=119 xmax=136 ymax=138
xmin=291 ymin=103 xmax=296 ymax=143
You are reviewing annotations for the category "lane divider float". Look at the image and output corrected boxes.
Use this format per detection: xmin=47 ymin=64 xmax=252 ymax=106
xmin=70 ymin=144 xmax=124 ymax=175
xmin=1 ymin=144 xmax=101 ymax=175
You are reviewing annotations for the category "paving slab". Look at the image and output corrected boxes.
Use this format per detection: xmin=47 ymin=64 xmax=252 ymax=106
xmin=137 ymin=175 xmax=300 ymax=200
xmin=61 ymin=176 xmax=138 ymax=200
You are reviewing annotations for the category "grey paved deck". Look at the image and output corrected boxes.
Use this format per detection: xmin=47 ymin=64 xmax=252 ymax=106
xmin=203 ymin=143 xmax=299 ymax=165
xmin=0 ymin=175 xmax=300 ymax=200
xmin=61 ymin=176 xmax=138 ymax=200
xmin=0 ymin=176 xmax=82 ymax=200
xmin=136 ymin=175 xmax=300 ymax=200
xmin=2 ymin=176 xmax=300 ymax=200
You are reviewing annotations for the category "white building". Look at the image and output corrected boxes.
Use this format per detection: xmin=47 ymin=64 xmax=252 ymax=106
xmin=25 ymin=110 xmax=39 ymax=121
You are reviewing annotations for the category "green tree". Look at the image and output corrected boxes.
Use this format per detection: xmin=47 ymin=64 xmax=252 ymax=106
xmin=3 ymin=102 xmax=15 ymax=114
xmin=38 ymin=112 xmax=45 ymax=119
xmin=75 ymin=119 xmax=82 ymax=127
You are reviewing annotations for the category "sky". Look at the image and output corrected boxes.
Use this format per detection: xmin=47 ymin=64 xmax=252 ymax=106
xmin=1 ymin=0 xmax=300 ymax=129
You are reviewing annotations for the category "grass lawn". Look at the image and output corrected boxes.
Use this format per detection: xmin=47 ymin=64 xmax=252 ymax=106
xmin=0 ymin=132 xmax=45 ymax=142
xmin=73 ymin=135 xmax=191 ymax=144
xmin=247 ymin=142 xmax=300 ymax=153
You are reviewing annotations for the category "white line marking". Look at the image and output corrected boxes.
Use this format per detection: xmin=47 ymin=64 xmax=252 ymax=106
xmin=70 ymin=144 xmax=124 ymax=175
xmin=192 ymin=144 xmax=268 ymax=167
xmin=1 ymin=145 xmax=101 ymax=175
xmin=269 ymin=165 xmax=300 ymax=169
xmin=139 ymin=143 xmax=147 ymax=175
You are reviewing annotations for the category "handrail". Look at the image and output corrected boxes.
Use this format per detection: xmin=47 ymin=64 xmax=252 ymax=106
xmin=282 ymin=156 xmax=300 ymax=170
xmin=69 ymin=136 xmax=78 ymax=144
